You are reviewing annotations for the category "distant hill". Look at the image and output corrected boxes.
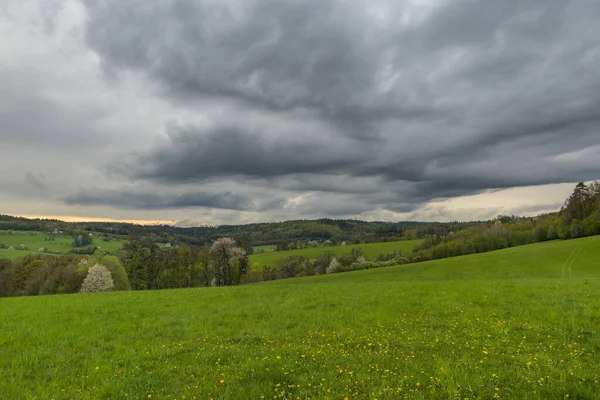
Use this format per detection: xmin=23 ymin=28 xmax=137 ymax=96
xmin=0 ymin=214 xmax=485 ymax=247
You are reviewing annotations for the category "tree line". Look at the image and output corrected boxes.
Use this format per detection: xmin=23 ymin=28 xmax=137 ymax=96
xmin=0 ymin=237 xmax=250 ymax=297
xmin=410 ymin=181 xmax=600 ymax=262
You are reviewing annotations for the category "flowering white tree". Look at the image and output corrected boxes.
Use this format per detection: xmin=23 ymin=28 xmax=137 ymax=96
xmin=209 ymin=238 xmax=247 ymax=286
xmin=80 ymin=264 xmax=115 ymax=293
xmin=326 ymin=258 xmax=338 ymax=274
xmin=357 ymin=256 xmax=366 ymax=264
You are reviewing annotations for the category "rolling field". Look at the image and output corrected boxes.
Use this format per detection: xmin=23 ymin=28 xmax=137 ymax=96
xmin=249 ymin=240 xmax=423 ymax=266
xmin=1 ymin=237 xmax=600 ymax=399
xmin=0 ymin=231 xmax=125 ymax=260
xmin=254 ymin=245 xmax=277 ymax=253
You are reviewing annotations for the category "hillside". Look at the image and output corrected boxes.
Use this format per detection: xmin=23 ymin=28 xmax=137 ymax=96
xmin=311 ymin=236 xmax=600 ymax=282
xmin=0 ymin=230 xmax=126 ymax=260
xmin=0 ymin=214 xmax=480 ymax=247
xmin=1 ymin=237 xmax=599 ymax=399
xmin=249 ymin=239 xmax=422 ymax=267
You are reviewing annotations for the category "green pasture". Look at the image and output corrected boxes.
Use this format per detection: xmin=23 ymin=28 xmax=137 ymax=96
xmin=1 ymin=237 xmax=599 ymax=399
xmin=249 ymin=239 xmax=423 ymax=266
xmin=253 ymin=245 xmax=277 ymax=253
xmin=0 ymin=230 xmax=125 ymax=260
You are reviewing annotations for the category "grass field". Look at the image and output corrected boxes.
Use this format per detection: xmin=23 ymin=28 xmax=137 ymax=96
xmin=1 ymin=237 xmax=599 ymax=399
xmin=254 ymin=245 xmax=277 ymax=253
xmin=0 ymin=231 xmax=125 ymax=260
xmin=249 ymin=240 xmax=423 ymax=267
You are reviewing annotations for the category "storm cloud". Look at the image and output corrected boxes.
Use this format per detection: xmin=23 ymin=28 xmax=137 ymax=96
xmin=1 ymin=0 xmax=599 ymax=224
xmin=64 ymin=188 xmax=261 ymax=211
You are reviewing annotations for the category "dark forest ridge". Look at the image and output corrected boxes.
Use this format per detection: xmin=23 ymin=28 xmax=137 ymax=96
xmin=0 ymin=213 xmax=487 ymax=247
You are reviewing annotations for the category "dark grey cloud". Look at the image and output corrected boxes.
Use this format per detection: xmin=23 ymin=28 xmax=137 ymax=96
xmin=82 ymin=0 xmax=600 ymax=211
xmin=83 ymin=0 xmax=398 ymax=119
xmin=112 ymin=121 xmax=372 ymax=182
xmin=0 ymin=65 xmax=112 ymax=150
xmin=25 ymin=172 xmax=47 ymax=190
xmin=63 ymin=187 xmax=281 ymax=211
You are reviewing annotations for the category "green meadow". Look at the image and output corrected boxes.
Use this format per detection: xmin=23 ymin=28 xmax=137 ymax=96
xmin=254 ymin=245 xmax=277 ymax=253
xmin=249 ymin=240 xmax=423 ymax=267
xmin=0 ymin=231 xmax=125 ymax=260
xmin=1 ymin=237 xmax=600 ymax=399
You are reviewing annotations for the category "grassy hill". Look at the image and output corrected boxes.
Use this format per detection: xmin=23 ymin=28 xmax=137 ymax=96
xmin=1 ymin=237 xmax=599 ymax=399
xmin=249 ymin=239 xmax=423 ymax=266
xmin=0 ymin=230 xmax=125 ymax=260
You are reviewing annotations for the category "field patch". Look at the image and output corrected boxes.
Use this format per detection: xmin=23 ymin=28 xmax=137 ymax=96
xmin=0 ymin=230 xmax=125 ymax=259
xmin=249 ymin=239 xmax=422 ymax=267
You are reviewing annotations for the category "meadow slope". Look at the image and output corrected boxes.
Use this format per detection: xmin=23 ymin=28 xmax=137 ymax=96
xmin=249 ymin=240 xmax=422 ymax=267
xmin=0 ymin=231 xmax=125 ymax=260
xmin=1 ymin=237 xmax=599 ymax=399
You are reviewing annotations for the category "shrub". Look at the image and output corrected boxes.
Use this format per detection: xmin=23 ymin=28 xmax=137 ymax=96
xmin=70 ymin=246 xmax=97 ymax=255
xmin=376 ymin=252 xmax=400 ymax=262
xmin=326 ymin=258 xmax=338 ymax=274
xmin=39 ymin=263 xmax=81 ymax=295
xmin=80 ymin=264 xmax=115 ymax=293
xmin=242 ymin=264 xmax=264 ymax=283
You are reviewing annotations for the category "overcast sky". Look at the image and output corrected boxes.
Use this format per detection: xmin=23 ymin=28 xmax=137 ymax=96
xmin=1 ymin=0 xmax=599 ymax=226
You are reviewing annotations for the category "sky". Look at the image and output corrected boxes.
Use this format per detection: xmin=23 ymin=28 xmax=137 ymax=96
xmin=1 ymin=0 xmax=599 ymax=227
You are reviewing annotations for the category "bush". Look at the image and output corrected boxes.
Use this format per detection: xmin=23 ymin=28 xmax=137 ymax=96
xmin=39 ymin=263 xmax=81 ymax=295
xmin=342 ymin=257 xmax=409 ymax=273
xmin=80 ymin=264 xmax=115 ymax=293
xmin=70 ymin=246 xmax=97 ymax=255
xmin=242 ymin=264 xmax=264 ymax=283
xmin=326 ymin=258 xmax=338 ymax=274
